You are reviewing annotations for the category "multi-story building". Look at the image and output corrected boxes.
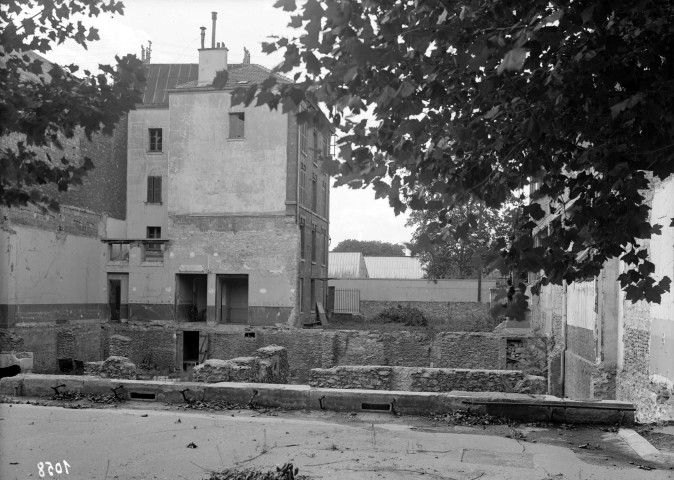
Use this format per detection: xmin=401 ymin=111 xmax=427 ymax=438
xmin=1 ymin=19 xmax=332 ymax=375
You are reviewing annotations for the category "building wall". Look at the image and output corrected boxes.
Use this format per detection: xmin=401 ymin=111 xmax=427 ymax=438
xmin=101 ymin=324 xmax=541 ymax=384
xmin=329 ymin=278 xmax=495 ymax=303
xmin=126 ymin=108 xmax=169 ymax=238
xmin=168 ymin=91 xmax=288 ymax=215
xmin=0 ymin=205 xmax=108 ymax=373
xmin=617 ymin=175 xmax=674 ymax=423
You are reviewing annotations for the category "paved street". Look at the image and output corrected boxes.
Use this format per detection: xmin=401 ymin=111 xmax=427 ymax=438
xmin=0 ymin=402 xmax=672 ymax=480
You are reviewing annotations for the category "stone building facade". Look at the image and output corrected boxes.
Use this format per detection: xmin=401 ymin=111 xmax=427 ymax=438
xmin=530 ymin=175 xmax=674 ymax=423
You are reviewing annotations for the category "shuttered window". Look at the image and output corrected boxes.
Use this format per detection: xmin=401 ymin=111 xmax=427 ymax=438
xmin=147 ymin=176 xmax=162 ymax=203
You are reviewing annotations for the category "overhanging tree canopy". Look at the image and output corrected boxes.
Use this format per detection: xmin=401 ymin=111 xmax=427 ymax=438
xmin=1 ymin=0 xmax=146 ymax=210
xmin=239 ymin=0 xmax=674 ymax=303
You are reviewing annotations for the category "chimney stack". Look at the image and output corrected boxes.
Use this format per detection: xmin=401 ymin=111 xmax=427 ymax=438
xmin=211 ymin=12 xmax=217 ymax=49
xmin=243 ymin=47 xmax=250 ymax=65
xmin=198 ymin=12 xmax=228 ymax=85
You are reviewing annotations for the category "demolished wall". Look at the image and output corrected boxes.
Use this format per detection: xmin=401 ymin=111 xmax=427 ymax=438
xmin=310 ymin=365 xmax=547 ymax=394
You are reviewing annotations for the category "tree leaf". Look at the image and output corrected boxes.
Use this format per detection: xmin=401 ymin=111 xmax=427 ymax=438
xmin=497 ymin=48 xmax=528 ymax=74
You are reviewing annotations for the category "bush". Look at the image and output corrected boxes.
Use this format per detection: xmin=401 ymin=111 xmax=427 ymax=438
xmin=372 ymin=305 xmax=427 ymax=326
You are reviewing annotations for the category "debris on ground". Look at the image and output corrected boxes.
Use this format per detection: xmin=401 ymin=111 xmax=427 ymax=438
xmin=186 ymin=442 xmax=198 ymax=448
xmin=430 ymin=409 xmax=511 ymax=426
xmin=208 ymin=463 xmax=309 ymax=480
xmin=175 ymin=400 xmax=282 ymax=416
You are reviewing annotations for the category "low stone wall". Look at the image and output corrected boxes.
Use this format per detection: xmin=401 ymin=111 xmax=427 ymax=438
xmin=84 ymin=356 xmax=136 ymax=379
xmin=360 ymin=301 xmax=493 ymax=330
xmin=0 ymin=352 xmax=33 ymax=373
xmin=310 ymin=365 xmax=546 ymax=394
xmin=193 ymin=345 xmax=289 ymax=384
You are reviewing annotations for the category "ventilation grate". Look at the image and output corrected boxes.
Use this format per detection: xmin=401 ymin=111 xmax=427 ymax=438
xmin=361 ymin=403 xmax=391 ymax=411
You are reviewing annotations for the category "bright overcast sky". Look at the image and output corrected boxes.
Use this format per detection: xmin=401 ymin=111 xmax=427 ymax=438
xmin=44 ymin=0 xmax=414 ymax=249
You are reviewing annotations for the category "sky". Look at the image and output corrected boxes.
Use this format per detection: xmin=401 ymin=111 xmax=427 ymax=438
xmin=44 ymin=0 xmax=415 ymax=249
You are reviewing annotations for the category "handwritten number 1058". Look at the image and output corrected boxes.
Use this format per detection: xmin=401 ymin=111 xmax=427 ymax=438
xmin=37 ymin=461 xmax=70 ymax=477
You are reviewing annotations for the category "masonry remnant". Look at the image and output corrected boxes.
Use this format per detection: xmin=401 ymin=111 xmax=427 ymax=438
xmin=193 ymin=345 xmax=289 ymax=384
xmin=84 ymin=356 xmax=137 ymax=379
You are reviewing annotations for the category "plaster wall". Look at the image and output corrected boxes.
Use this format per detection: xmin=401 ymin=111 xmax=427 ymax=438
xmin=126 ymin=108 xmax=169 ymax=238
xmin=167 ymin=91 xmax=288 ymax=215
xmin=329 ymin=278 xmax=495 ymax=303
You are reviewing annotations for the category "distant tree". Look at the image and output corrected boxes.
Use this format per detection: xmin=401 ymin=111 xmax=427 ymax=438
xmin=241 ymin=0 xmax=674 ymax=305
xmin=408 ymin=200 xmax=518 ymax=279
xmin=332 ymin=239 xmax=406 ymax=256
xmin=1 ymin=0 xmax=146 ymax=211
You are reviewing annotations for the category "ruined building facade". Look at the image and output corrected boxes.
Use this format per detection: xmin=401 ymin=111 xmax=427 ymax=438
xmin=1 ymin=32 xmax=331 ymax=375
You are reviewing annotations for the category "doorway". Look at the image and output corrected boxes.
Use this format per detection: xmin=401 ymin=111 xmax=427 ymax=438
xmin=109 ymin=279 xmax=121 ymax=321
xmin=175 ymin=274 xmax=207 ymax=322
xmin=216 ymin=275 xmax=248 ymax=324
xmin=180 ymin=330 xmax=209 ymax=380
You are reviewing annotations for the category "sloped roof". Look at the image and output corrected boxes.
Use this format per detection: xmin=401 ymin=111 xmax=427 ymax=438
xmin=328 ymin=252 xmax=369 ymax=278
xmin=142 ymin=63 xmax=198 ymax=105
xmin=363 ymin=256 xmax=424 ymax=279
xmin=142 ymin=62 xmax=291 ymax=106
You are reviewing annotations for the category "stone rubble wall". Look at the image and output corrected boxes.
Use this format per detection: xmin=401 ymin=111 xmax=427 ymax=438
xmin=309 ymin=365 xmax=546 ymax=394
xmin=84 ymin=356 xmax=136 ymax=379
xmin=192 ymin=345 xmax=289 ymax=384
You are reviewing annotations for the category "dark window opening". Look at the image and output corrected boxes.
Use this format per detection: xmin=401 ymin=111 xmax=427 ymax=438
xmin=311 ymin=229 xmax=317 ymax=263
xmin=312 ymin=129 xmax=318 ymax=163
xmin=229 ymin=112 xmax=245 ymax=139
xmin=311 ymin=178 xmax=317 ymax=212
xmin=299 ymin=278 xmax=304 ymax=313
xmin=146 ymin=176 xmax=162 ymax=203
xmin=300 ymin=224 xmax=305 ymax=260
xmin=144 ymin=227 xmax=163 ymax=263
xmin=310 ymin=279 xmax=316 ymax=312
xmin=300 ymin=121 xmax=307 ymax=154
xmin=217 ymin=274 xmax=248 ymax=324
xmin=244 ymin=332 xmax=256 ymax=338
xmin=149 ymin=128 xmax=162 ymax=152
xmin=109 ymin=243 xmax=129 ymax=262
xmin=176 ymin=274 xmax=208 ymax=322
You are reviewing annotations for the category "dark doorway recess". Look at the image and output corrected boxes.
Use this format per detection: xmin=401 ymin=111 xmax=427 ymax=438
xmin=109 ymin=279 xmax=121 ymax=321
xmin=176 ymin=274 xmax=207 ymax=322
xmin=216 ymin=274 xmax=248 ymax=324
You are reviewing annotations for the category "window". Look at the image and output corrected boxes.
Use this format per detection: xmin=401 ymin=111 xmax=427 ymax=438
xmin=323 ymin=235 xmax=328 ymax=266
xmin=144 ymin=227 xmax=163 ymax=262
xmin=299 ymin=164 xmax=306 ymax=206
xmin=149 ymin=128 xmax=162 ymax=152
xmin=311 ymin=177 xmax=317 ymax=212
xmin=146 ymin=176 xmax=162 ymax=203
xmin=109 ymin=243 xmax=130 ymax=262
xmin=311 ymin=229 xmax=317 ymax=263
xmin=310 ymin=279 xmax=316 ymax=312
xmin=229 ymin=112 xmax=245 ymax=138
xmin=300 ymin=224 xmax=305 ymax=260
xmin=300 ymin=121 xmax=307 ymax=154
xmin=312 ymin=129 xmax=318 ymax=164
xmin=322 ymin=181 xmax=328 ymax=218
xmin=299 ymin=278 xmax=304 ymax=313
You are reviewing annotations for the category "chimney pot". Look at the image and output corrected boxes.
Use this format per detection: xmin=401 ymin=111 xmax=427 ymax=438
xmin=211 ymin=12 xmax=217 ymax=49
xmin=200 ymin=27 xmax=206 ymax=49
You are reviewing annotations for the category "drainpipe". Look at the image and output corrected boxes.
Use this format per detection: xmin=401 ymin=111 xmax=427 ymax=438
xmin=561 ymin=281 xmax=567 ymax=398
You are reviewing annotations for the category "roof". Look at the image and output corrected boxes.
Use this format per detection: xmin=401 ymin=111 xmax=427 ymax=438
xmin=328 ymin=252 xmax=369 ymax=279
xmin=142 ymin=63 xmax=198 ymax=105
xmin=363 ymin=256 xmax=425 ymax=279
xmin=142 ymin=63 xmax=292 ymax=106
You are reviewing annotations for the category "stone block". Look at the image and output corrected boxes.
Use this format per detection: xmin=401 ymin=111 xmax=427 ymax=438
xmin=85 ymin=356 xmax=136 ymax=379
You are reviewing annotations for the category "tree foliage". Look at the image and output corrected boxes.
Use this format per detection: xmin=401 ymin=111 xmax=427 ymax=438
xmin=239 ymin=0 xmax=674 ymax=304
xmin=332 ymin=239 xmax=406 ymax=256
xmin=408 ymin=200 xmax=518 ymax=279
xmin=1 ymin=0 xmax=146 ymax=210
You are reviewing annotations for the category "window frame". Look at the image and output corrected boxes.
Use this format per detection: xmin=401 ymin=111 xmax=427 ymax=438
xmin=148 ymin=128 xmax=162 ymax=152
xmin=146 ymin=176 xmax=162 ymax=204
xmin=228 ymin=112 xmax=245 ymax=139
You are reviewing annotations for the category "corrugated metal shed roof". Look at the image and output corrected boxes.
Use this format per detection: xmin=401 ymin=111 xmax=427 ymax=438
xmin=142 ymin=63 xmax=292 ymax=106
xmin=328 ymin=252 xmax=369 ymax=278
xmin=363 ymin=256 xmax=424 ymax=279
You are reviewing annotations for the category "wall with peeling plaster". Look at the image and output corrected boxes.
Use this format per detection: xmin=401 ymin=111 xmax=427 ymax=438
xmin=167 ymin=92 xmax=288 ymax=215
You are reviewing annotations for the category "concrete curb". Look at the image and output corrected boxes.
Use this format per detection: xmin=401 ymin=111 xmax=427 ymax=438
xmin=0 ymin=374 xmax=636 ymax=425
xmin=618 ymin=428 xmax=674 ymax=465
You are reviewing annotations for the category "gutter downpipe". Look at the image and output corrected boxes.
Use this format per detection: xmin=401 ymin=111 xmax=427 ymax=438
xmin=561 ymin=280 xmax=568 ymax=398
